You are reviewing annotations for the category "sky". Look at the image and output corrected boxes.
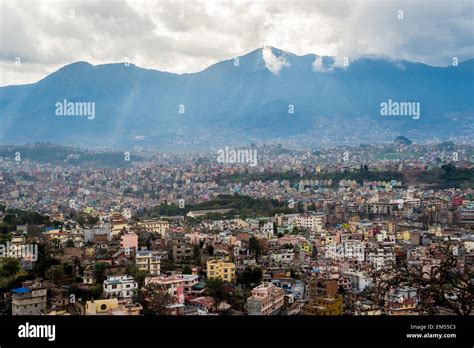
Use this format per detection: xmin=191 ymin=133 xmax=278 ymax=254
xmin=1 ymin=0 xmax=473 ymax=86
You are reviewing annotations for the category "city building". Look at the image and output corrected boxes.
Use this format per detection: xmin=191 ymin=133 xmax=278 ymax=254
xmin=103 ymin=275 xmax=137 ymax=299
xmin=135 ymin=250 xmax=161 ymax=275
xmin=11 ymin=282 xmax=47 ymax=315
xmin=207 ymin=260 xmax=236 ymax=282
xmin=247 ymin=282 xmax=285 ymax=315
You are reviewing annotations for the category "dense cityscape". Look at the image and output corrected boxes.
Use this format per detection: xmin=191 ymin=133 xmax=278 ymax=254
xmin=0 ymin=138 xmax=472 ymax=317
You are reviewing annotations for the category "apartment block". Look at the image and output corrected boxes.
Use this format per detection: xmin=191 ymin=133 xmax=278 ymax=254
xmin=103 ymin=275 xmax=137 ymax=299
xmin=207 ymin=260 xmax=236 ymax=282
xmin=135 ymin=250 xmax=161 ymax=275
xmin=11 ymin=282 xmax=47 ymax=315
xmin=247 ymin=282 xmax=284 ymax=315
xmin=138 ymin=219 xmax=170 ymax=237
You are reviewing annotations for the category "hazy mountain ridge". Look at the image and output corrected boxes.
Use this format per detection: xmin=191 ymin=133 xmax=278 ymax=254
xmin=1 ymin=47 xmax=473 ymax=148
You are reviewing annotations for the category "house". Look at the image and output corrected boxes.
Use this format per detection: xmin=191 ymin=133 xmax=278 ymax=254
xmin=121 ymin=232 xmax=138 ymax=253
xmin=11 ymin=281 xmax=47 ymax=315
xmin=207 ymin=260 xmax=235 ymax=282
xmin=83 ymin=266 xmax=96 ymax=285
xmin=135 ymin=250 xmax=161 ymax=275
xmin=138 ymin=219 xmax=170 ymax=237
xmin=85 ymin=299 xmax=141 ymax=315
xmin=270 ymin=250 xmax=294 ymax=264
xmin=181 ymin=274 xmax=199 ymax=294
xmin=145 ymin=275 xmax=185 ymax=305
xmin=247 ymin=282 xmax=284 ymax=315
xmin=302 ymin=295 xmax=343 ymax=315
xmin=103 ymin=275 xmax=137 ymax=299
xmin=303 ymin=278 xmax=343 ymax=315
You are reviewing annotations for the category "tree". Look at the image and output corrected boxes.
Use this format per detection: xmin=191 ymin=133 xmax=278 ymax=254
xmin=127 ymin=265 xmax=149 ymax=288
xmin=249 ymin=237 xmax=262 ymax=260
xmin=206 ymin=245 xmax=214 ymax=256
xmin=193 ymin=245 xmax=202 ymax=264
xmin=90 ymin=284 xmax=103 ymax=299
xmin=297 ymin=201 xmax=305 ymax=213
xmin=47 ymin=264 xmax=64 ymax=283
xmin=0 ymin=258 xmax=21 ymax=278
xmin=236 ymin=267 xmax=262 ymax=289
xmin=133 ymin=283 xmax=174 ymax=315
xmin=370 ymin=242 xmax=473 ymax=315
xmin=182 ymin=265 xmax=192 ymax=275
xmin=94 ymin=262 xmax=108 ymax=283
xmin=205 ymin=279 xmax=228 ymax=310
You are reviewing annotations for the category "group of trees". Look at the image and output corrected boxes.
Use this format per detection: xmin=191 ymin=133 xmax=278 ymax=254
xmin=236 ymin=267 xmax=262 ymax=289
xmin=0 ymin=209 xmax=51 ymax=234
xmin=248 ymin=237 xmax=262 ymax=260
xmin=132 ymin=283 xmax=174 ymax=315
xmin=205 ymin=279 xmax=229 ymax=310
xmin=440 ymin=164 xmax=474 ymax=188
xmin=370 ymin=242 xmax=473 ymax=315
xmin=70 ymin=212 xmax=99 ymax=227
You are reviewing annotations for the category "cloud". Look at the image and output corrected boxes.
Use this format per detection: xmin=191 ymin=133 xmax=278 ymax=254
xmin=262 ymin=45 xmax=290 ymax=75
xmin=0 ymin=0 xmax=473 ymax=86
xmin=312 ymin=56 xmax=349 ymax=72
xmin=312 ymin=56 xmax=330 ymax=72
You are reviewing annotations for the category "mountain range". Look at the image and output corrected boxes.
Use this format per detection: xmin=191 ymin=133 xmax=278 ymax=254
xmin=1 ymin=46 xmax=473 ymax=149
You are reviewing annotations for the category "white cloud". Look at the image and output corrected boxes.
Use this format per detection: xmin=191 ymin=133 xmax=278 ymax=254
xmin=262 ymin=45 xmax=290 ymax=75
xmin=312 ymin=55 xmax=349 ymax=72
xmin=312 ymin=56 xmax=329 ymax=72
xmin=0 ymin=0 xmax=473 ymax=86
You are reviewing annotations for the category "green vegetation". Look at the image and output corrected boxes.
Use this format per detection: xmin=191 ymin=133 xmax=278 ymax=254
xmin=143 ymin=194 xmax=293 ymax=220
xmin=249 ymin=237 xmax=262 ymax=260
xmin=0 ymin=209 xmax=51 ymax=234
xmin=395 ymin=135 xmax=413 ymax=145
xmin=440 ymin=164 xmax=474 ymax=188
xmin=205 ymin=279 xmax=229 ymax=309
xmin=216 ymin=171 xmax=404 ymax=187
xmin=236 ymin=267 xmax=262 ymax=289
xmin=94 ymin=262 xmax=108 ymax=283
xmin=133 ymin=283 xmax=174 ymax=315
xmin=0 ymin=143 xmax=143 ymax=167
xmin=71 ymin=212 xmax=99 ymax=227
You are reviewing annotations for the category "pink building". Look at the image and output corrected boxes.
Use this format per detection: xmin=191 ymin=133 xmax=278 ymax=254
xmin=145 ymin=275 xmax=185 ymax=304
xmin=121 ymin=232 xmax=138 ymax=251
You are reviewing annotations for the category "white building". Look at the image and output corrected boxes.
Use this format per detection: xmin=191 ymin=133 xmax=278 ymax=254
xmin=290 ymin=214 xmax=325 ymax=231
xmin=343 ymin=271 xmax=373 ymax=291
xmin=103 ymin=275 xmax=137 ymax=299
xmin=260 ymin=221 xmax=274 ymax=238
xmin=367 ymin=247 xmax=395 ymax=270
xmin=271 ymin=250 xmax=295 ymax=263
xmin=138 ymin=220 xmax=169 ymax=237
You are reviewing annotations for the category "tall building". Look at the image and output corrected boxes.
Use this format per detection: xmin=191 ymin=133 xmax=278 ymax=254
xmin=169 ymin=233 xmax=193 ymax=262
xmin=247 ymin=282 xmax=284 ymax=315
xmin=135 ymin=250 xmax=161 ymax=275
xmin=11 ymin=282 xmax=47 ymax=315
xmin=291 ymin=213 xmax=325 ymax=231
xmin=303 ymin=278 xmax=343 ymax=315
xmin=207 ymin=260 xmax=236 ymax=282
